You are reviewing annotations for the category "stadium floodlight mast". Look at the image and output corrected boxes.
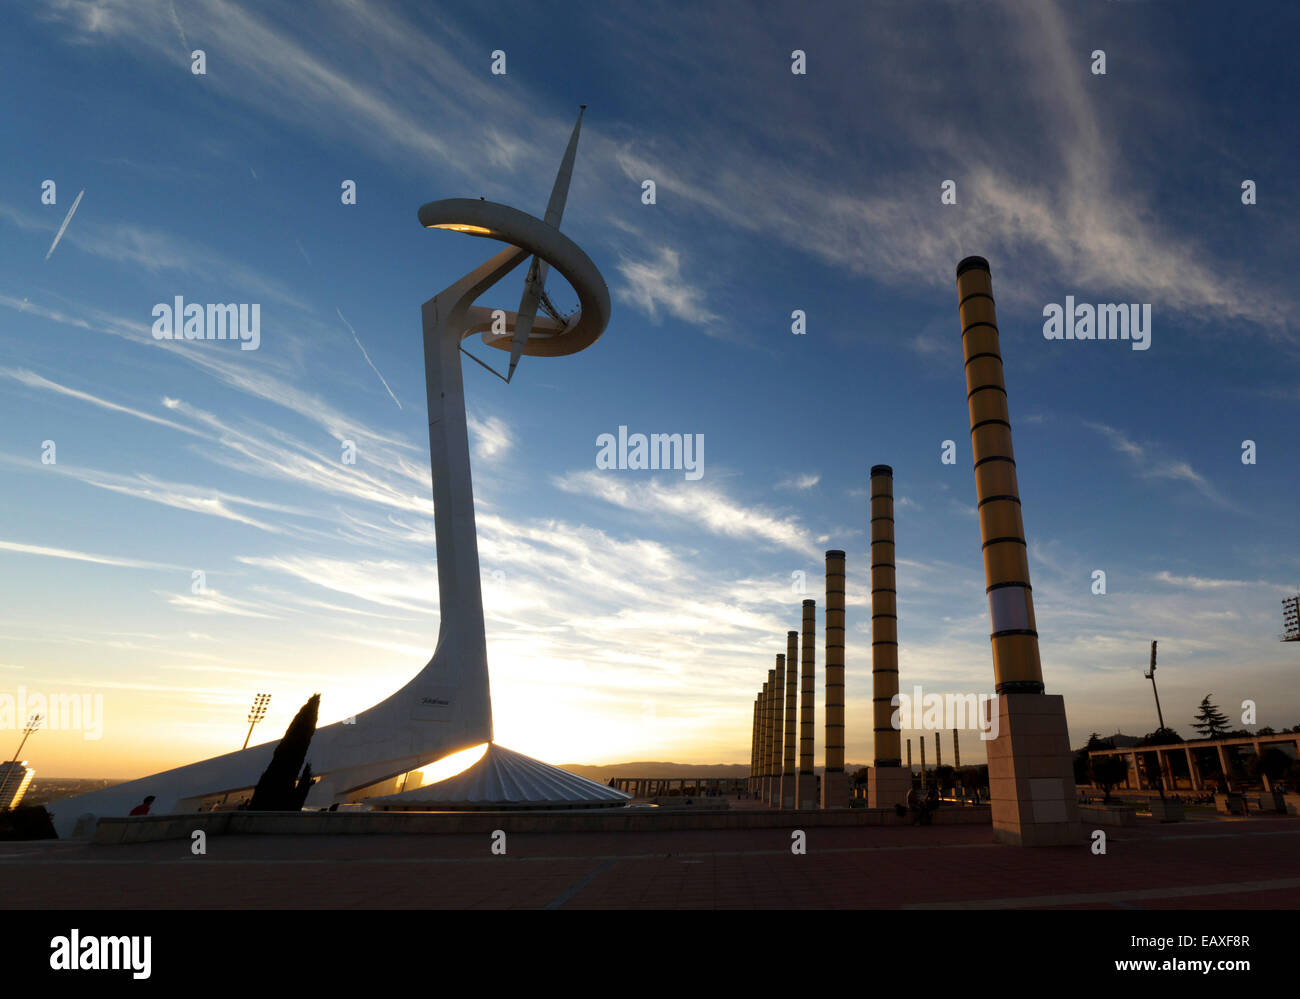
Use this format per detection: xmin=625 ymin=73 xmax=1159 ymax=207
xmin=1143 ymin=641 xmax=1168 ymax=799
xmin=11 ymin=713 xmax=42 ymax=760
xmin=1282 ymin=594 xmax=1300 ymax=642
xmin=243 ymin=693 xmax=272 ymax=750
xmin=1143 ymin=640 xmax=1165 ymax=731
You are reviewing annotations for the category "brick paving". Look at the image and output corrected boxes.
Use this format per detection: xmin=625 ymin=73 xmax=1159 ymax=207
xmin=2 ymin=815 xmax=1297 ymax=909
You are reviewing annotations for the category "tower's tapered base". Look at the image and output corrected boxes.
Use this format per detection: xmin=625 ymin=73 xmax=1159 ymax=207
xmin=866 ymin=765 xmax=911 ymax=809
xmin=820 ymin=770 xmax=849 ymax=809
xmin=780 ymin=775 xmax=796 ymax=810
xmin=986 ymin=694 xmax=1084 ymax=846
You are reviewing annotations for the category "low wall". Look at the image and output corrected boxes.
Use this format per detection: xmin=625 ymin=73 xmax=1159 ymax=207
xmin=1078 ymin=804 xmax=1138 ymax=827
xmin=91 ymin=803 xmax=992 ymax=844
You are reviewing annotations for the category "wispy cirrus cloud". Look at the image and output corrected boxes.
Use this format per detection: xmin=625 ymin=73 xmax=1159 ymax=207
xmin=162 ymin=588 xmax=283 ymax=619
xmin=1086 ymin=421 xmax=1238 ymax=510
xmin=777 ymin=473 xmax=820 ymax=491
xmin=615 ymin=246 xmax=720 ymax=331
xmin=0 ymin=539 xmax=184 ymax=571
xmin=553 ymin=469 xmax=819 ymax=557
xmin=0 ymin=367 xmax=209 ymax=438
xmin=1152 ymin=571 xmax=1288 ymax=592
xmin=467 ymin=411 xmax=513 ymax=462
xmin=0 ymin=452 xmax=310 ymax=534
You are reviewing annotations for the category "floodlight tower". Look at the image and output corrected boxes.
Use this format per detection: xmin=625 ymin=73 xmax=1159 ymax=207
xmin=10 ymin=713 xmax=42 ymax=761
xmin=242 ymin=693 xmax=272 ymax=750
xmin=1282 ymin=595 xmax=1300 ymax=642
xmin=1143 ymin=641 xmax=1165 ymax=732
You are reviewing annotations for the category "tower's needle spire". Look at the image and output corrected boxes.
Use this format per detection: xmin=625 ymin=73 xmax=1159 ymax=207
xmin=506 ymin=105 xmax=586 ymax=382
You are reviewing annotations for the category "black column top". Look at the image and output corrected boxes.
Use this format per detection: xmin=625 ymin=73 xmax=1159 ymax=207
xmin=870 ymin=464 xmax=893 ymax=476
xmin=825 ymin=549 xmax=846 ymax=559
xmin=957 ymin=255 xmax=990 ymax=276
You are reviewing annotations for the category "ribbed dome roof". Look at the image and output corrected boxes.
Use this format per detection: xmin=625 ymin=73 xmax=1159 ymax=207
xmin=367 ymin=743 xmax=631 ymax=810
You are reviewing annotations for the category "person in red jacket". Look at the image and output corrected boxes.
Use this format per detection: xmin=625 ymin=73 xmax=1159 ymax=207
xmin=128 ymin=795 xmax=156 ymax=816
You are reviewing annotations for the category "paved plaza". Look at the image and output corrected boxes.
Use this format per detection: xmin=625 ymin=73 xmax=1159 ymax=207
xmin=3 ymin=813 xmax=1297 ymax=910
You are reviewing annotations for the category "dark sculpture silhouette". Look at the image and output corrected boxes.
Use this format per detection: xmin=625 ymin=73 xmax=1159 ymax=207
xmin=248 ymin=694 xmax=320 ymax=811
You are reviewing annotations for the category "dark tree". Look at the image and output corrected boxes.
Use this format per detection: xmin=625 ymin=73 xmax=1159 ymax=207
xmin=1137 ymin=726 xmax=1183 ymax=746
xmin=1192 ymin=696 xmax=1231 ymax=740
xmin=0 ymin=805 xmax=57 ymax=841
xmin=1091 ymin=755 xmax=1130 ymax=803
xmin=1076 ymin=733 xmax=1115 ymax=783
xmin=249 ymin=694 xmax=320 ymax=811
xmin=1248 ymin=748 xmax=1290 ymax=784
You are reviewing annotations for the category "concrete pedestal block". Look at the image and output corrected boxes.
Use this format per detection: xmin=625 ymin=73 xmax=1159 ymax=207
xmin=796 ymin=773 xmax=818 ymax=810
xmin=780 ymin=775 xmax=795 ymax=810
xmin=986 ymin=693 xmax=1084 ymax=846
xmin=867 ymin=765 xmax=911 ymax=809
xmin=820 ymin=770 xmax=849 ymax=809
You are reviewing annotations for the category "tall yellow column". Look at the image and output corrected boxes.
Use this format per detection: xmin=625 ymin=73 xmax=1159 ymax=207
xmin=782 ymin=630 xmax=799 ymax=809
xmin=867 ymin=466 xmax=911 ymax=807
xmin=821 ymin=550 xmax=848 ymax=808
xmin=956 ymin=255 xmax=1082 ymax=846
xmin=870 ymin=465 xmax=901 ymax=765
xmin=768 ymin=656 xmax=784 ymax=806
xmin=750 ymin=695 xmax=760 ymax=794
xmin=760 ymin=677 xmax=772 ymax=802
xmin=797 ymin=598 xmax=817 ymax=808
xmin=953 ymin=727 xmax=961 ymax=768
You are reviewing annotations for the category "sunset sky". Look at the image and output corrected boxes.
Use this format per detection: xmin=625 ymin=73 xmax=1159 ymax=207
xmin=1 ymin=0 xmax=1297 ymax=779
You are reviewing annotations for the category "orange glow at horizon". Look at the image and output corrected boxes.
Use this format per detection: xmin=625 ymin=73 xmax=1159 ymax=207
xmin=410 ymin=742 xmax=488 ymax=786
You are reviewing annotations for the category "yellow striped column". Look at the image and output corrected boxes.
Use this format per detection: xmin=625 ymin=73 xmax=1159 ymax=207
xmin=955 ymin=255 xmax=1082 ymax=846
xmin=782 ymin=630 xmax=799 ymax=809
xmin=870 ymin=465 xmax=902 ymax=767
xmin=798 ymin=598 xmax=816 ymax=808
xmin=956 ymin=256 xmax=1043 ymax=694
xmin=768 ymin=657 xmax=784 ymax=806
xmin=750 ymin=695 xmax=760 ymax=794
xmin=821 ymin=550 xmax=848 ymax=807
xmin=760 ymin=677 xmax=772 ymax=801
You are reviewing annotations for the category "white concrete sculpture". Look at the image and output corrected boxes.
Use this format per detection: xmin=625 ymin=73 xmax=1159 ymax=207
xmin=49 ymin=108 xmax=622 ymax=837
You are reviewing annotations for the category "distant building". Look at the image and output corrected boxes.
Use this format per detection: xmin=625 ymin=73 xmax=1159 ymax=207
xmin=0 ymin=761 xmax=35 ymax=811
